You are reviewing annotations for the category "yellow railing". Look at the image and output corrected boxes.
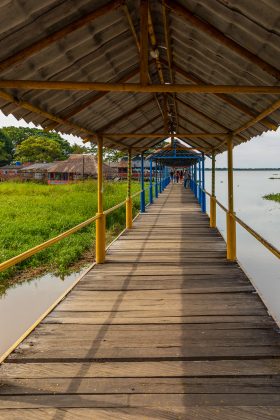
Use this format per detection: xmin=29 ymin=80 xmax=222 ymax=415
xmin=204 ymin=189 xmax=280 ymax=260
xmin=0 ymin=189 xmax=143 ymax=274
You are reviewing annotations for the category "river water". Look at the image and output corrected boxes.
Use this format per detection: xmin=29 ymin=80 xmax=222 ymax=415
xmin=0 ymin=171 xmax=280 ymax=358
xmin=205 ymin=170 xmax=280 ymax=324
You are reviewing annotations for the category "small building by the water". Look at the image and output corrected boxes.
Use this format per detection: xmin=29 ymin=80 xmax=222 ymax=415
xmin=47 ymin=154 xmax=117 ymax=184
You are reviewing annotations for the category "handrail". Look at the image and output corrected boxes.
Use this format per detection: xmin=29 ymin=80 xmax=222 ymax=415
xmin=0 ymin=188 xmax=144 ymax=273
xmin=104 ymin=199 xmax=127 ymax=215
xmin=0 ymin=214 xmax=100 ymax=272
xmin=203 ymin=189 xmax=280 ymax=260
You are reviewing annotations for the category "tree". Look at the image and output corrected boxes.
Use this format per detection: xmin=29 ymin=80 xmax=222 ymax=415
xmin=15 ymin=136 xmax=66 ymax=163
xmin=1 ymin=127 xmax=72 ymax=159
xmin=0 ymin=131 xmax=13 ymax=165
xmin=70 ymin=143 xmax=93 ymax=154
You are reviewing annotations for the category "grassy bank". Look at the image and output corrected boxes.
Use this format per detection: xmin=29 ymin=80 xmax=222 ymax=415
xmin=263 ymin=193 xmax=280 ymax=203
xmin=0 ymin=181 xmax=143 ymax=286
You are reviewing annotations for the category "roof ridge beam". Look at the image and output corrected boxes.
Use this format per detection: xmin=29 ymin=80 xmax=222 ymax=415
xmin=140 ymin=0 xmax=149 ymax=86
xmin=165 ymin=0 xmax=280 ymax=81
xmin=0 ymin=0 xmax=122 ymax=73
xmin=1 ymin=80 xmax=280 ymax=93
xmin=102 ymin=132 xmax=228 ymax=139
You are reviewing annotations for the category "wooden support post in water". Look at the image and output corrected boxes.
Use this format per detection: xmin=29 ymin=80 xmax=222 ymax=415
xmin=227 ymin=134 xmax=236 ymax=261
xmin=210 ymin=149 xmax=217 ymax=227
xmin=96 ymin=135 xmax=106 ymax=263
xmin=126 ymin=148 xmax=133 ymax=229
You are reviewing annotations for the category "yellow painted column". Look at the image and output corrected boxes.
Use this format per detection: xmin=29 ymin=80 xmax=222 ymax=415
xmin=95 ymin=135 xmax=106 ymax=263
xmin=126 ymin=148 xmax=133 ymax=229
xmin=226 ymin=134 xmax=236 ymax=261
xmin=210 ymin=149 xmax=216 ymax=228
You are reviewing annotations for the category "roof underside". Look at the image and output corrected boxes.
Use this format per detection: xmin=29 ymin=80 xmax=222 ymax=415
xmin=0 ymin=0 xmax=279 ymax=154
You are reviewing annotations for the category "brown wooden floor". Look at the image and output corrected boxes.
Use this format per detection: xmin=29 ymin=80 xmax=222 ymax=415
xmin=1 ymin=184 xmax=280 ymax=419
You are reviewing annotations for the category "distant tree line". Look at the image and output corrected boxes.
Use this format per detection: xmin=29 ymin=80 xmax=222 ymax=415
xmin=0 ymin=127 xmax=128 ymax=165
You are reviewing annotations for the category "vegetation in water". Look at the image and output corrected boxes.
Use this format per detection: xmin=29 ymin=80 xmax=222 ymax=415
xmin=263 ymin=193 xmax=280 ymax=203
xmin=0 ymin=180 xmax=143 ymax=287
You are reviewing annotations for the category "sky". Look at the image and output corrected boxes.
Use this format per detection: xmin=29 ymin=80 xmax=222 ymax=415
xmin=0 ymin=110 xmax=279 ymax=168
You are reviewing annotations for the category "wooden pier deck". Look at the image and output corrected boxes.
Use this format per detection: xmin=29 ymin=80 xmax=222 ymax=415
xmin=1 ymin=184 xmax=280 ymax=419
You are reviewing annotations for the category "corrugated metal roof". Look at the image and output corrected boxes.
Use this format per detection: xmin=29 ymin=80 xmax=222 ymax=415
xmin=0 ymin=0 xmax=279 ymax=154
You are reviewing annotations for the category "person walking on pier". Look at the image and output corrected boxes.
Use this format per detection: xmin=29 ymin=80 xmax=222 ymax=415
xmin=176 ymin=170 xmax=180 ymax=183
xmin=170 ymin=170 xmax=174 ymax=183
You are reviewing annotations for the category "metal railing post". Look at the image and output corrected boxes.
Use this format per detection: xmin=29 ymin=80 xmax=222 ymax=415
xmin=140 ymin=152 xmax=145 ymax=212
xmin=202 ymin=153 xmax=206 ymax=213
xmin=126 ymin=148 xmax=133 ymax=228
xmin=227 ymin=134 xmax=236 ymax=261
xmin=96 ymin=135 xmax=106 ymax=263
xmin=210 ymin=149 xmax=216 ymax=227
xmin=155 ymin=160 xmax=158 ymax=198
xmin=149 ymin=158 xmax=153 ymax=204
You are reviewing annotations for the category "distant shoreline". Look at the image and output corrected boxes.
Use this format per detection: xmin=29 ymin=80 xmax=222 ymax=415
xmin=205 ymin=168 xmax=280 ymax=171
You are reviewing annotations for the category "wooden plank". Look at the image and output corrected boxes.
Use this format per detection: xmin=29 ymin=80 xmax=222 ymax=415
xmin=1 ymin=184 xmax=280 ymax=416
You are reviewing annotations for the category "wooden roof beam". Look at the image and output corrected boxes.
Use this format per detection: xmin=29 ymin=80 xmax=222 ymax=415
xmin=234 ymin=98 xmax=280 ymax=135
xmin=122 ymin=2 xmax=164 ymax=122
xmin=140 ymin=0 xmax=149 ymax=86
xmin=175 ymin=96 xmax=246 ymax=142
xmin=162 ymin=1 xmax=179 ymax=132
xmin=165 ymin=0 xmax=280 ymax=81
xmin=0 ymin=0 xmax=122 ymax=73
xmin=102 ymin=132 xmax=228 ymax=139
xmin=178 ymin=114 xmax=224 ymax=152
xmin=1 ymin=80 xmax=280 ymax=94
xmin=95 ymin=97 xmax=154 ymax=133
xmin=45 ymin=66 xmax=139 ymax=131
xmin=162 ymin=59 xmax=278 ymax=131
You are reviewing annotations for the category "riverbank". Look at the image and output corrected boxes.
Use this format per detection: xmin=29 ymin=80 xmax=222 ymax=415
xmin=0 ymin=181 xmax=142 ymax=286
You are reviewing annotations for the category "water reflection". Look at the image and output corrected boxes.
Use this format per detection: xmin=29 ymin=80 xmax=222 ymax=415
xmin=0 ymin=268 xmax=89 ymax=357
xmin=205 ymin=170 xmax=280 ymax=325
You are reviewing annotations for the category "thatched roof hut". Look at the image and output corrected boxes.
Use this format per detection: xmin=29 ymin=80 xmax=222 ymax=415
xmin=47 ymin=154 xmax=117 ymax=183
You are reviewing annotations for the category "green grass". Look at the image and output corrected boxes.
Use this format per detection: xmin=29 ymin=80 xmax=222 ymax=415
xmin=263 ymin=193 xmax=280 ymax=203
xmin=0 ymin=180 xmax=145 ymax=282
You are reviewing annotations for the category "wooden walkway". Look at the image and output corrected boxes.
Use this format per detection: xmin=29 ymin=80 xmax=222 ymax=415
xmin=1 ymin=184 xmax=280 ymax=419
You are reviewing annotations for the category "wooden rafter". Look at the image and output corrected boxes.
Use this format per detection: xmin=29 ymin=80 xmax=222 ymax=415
xmin=234 ymin=98 xmax=280 ymax=135
xmin=162 ymin=1 xmax=179 ymax=132
xmin=0 ymin=0 xmax=122 ymax=73
xmin=1 ymin=80 xmax=280 ymax=94
xmin=140 ymin=0 xmax=149 ymax=86
xmin=45 ymin=66 xmax=139 ymax=131
xmin=165 ymin=0 xmax=280 ymax=81
xmin=122 ymin=1 xmax=164 ymax=124
xmin=178 ymin=115 xmax=224 ymax=151
xmin=162 ymin=59 xmax=278 ymax=131
xmin=96 ymin=97 xmax=154 ymax=133
xmin=175 ymin=96 xmax=246 ymax=142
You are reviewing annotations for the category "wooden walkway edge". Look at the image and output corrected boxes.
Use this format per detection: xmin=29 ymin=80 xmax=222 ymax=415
xmin=1 ymin=184 xmax=280 ymax=419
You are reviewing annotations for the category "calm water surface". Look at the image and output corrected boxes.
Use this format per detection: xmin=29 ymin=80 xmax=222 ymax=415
xmin=0 ymin=171 xmax=280 ymax=359
xmin=205 ymin=170 xmax=280 ymax=324
xmin=0 ymin=269 xmax=89 ymax=357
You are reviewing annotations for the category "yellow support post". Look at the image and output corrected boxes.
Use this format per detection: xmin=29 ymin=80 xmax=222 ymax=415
xmin=126 ymin=148 xmax=133 ymax=229
xmin=226 ymin=134 xmax=236 ymax=261
xmin=210 ymin=148 xmax=216 ymax=228
xmin=95 ymin=135 xmax=106 ymax=263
